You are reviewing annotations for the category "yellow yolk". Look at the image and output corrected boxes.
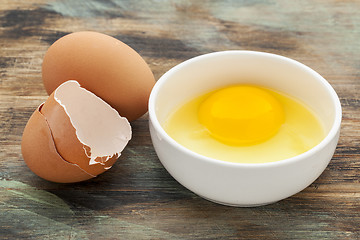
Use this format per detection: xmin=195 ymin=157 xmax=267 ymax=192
xmin=198 ymin=85 xmax=285 ymax=145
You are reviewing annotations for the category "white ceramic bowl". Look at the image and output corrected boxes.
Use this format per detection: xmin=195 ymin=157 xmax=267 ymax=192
xmin=148 ymin=51 xmax=342 ymax=207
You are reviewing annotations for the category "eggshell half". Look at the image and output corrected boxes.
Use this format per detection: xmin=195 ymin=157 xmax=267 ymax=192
xmin=42 ymin=31 xmax=155 ymax=121
xmin=21 ymin=80 xmax=132 ymax=183
xmin=21 ymin=104 xmax=95 ymax=183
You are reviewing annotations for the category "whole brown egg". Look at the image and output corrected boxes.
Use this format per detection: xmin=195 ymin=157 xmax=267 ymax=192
xmin=42 ymin=31 xmax=155 ymax=121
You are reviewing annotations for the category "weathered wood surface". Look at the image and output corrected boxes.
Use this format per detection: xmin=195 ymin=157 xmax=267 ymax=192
xmin=1 ymin=0 xmax=359 ymax=239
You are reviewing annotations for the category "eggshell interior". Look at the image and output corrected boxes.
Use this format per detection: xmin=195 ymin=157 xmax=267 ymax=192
xmin=55 ymin=81 xmax=132 ymax=164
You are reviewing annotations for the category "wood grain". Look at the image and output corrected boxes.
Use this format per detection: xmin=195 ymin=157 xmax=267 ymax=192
xmin=1 ymin=0 xmax=359 ymax=239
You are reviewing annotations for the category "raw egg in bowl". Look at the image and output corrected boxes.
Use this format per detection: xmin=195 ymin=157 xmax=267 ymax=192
xmin=148 ymin=51 xmax=342 ymax=207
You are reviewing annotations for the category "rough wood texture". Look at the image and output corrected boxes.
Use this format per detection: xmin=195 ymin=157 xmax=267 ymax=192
xmin=1 ymin=1 xmax=359 ymax=239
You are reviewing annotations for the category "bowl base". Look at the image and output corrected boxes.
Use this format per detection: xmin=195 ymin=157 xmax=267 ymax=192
xmin=199 ymin=195 xmax=278 ymax=207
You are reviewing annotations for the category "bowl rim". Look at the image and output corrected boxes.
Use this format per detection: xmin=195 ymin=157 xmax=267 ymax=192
xmin=148 ymin=50 xmax=342 ymax=169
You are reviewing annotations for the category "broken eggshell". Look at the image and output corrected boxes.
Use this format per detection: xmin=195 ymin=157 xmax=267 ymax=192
xmin=21 ymin=80 xmax=132 ymax=183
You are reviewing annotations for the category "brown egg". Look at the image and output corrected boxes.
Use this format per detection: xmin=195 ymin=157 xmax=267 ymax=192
xmin=42 ymin=31 xmax=155 ymax=121
xmin=21 ymin=81 xmax=132 ymax=183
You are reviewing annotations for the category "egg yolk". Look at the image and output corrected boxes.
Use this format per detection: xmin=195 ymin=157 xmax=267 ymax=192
xmin=198 ymin=85 xmax=285 ymax=145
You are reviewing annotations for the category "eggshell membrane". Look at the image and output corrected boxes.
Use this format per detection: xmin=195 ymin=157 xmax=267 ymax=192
xmin=52 ymin=81 xmax=131 ymax=165
xmin=40 ymin=92 xmax=118 ymax=177
xmin=42 ymin=31 xmax=155 ymax=121
xmin=21 ymin=104 xmax=95 ymax=183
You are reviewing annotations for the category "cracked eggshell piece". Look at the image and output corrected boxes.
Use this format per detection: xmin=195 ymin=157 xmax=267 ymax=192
xmin=21 ymin=80 xmax=132 ymax=183
xmin=21 ymin=105 xmax=95 ymax=183
xmin=42 ymin=31 xmax=155 ymax=121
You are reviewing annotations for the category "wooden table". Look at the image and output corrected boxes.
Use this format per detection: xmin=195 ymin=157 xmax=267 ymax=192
xmin=1 ymin=1 xmax=359 ymax=239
